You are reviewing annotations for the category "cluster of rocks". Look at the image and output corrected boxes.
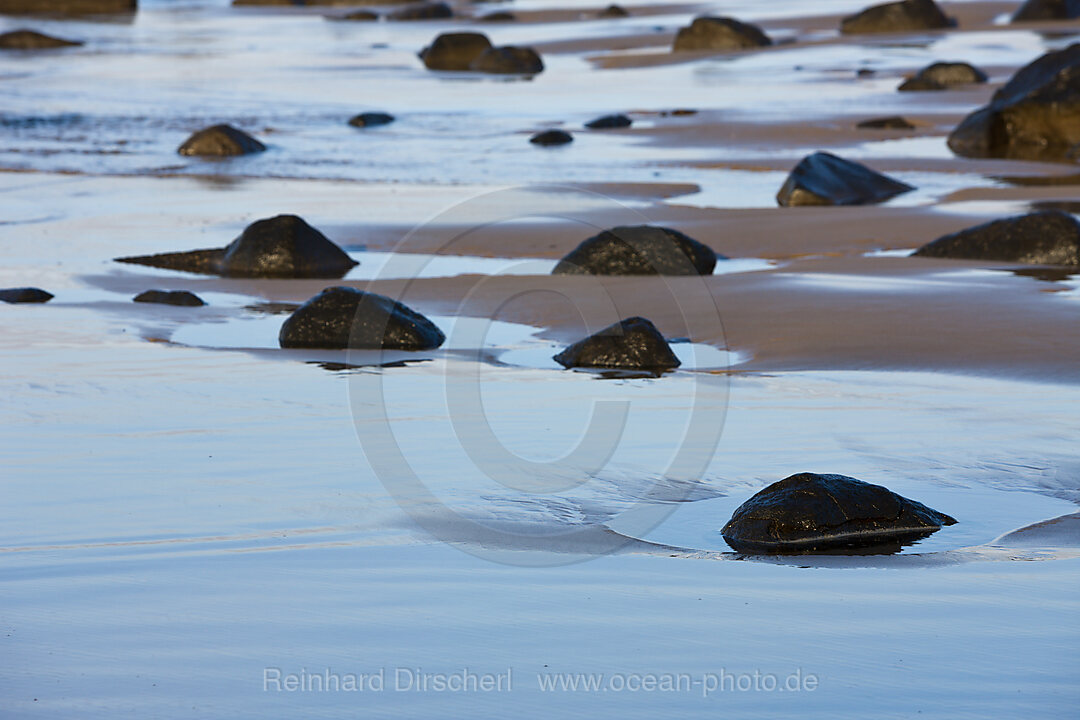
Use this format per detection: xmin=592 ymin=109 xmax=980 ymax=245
xmin=420 ymin=32 xmax=543 ymax=74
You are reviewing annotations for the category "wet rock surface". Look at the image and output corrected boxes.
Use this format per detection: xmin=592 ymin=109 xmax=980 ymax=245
xmin=0 ymin=30 xmax=82 ymax=49
xmin=585 ymin=113 xmax=632 ymax=129
xmin=530 ymin=129 xmax=573 ymax=146
xmin=348 ymin=112 xmax=395 ymax=128
xmin=672 ymin=16 xmax=772 ymax=52
xmin=599 ymin=4 xmax=629 ymax=18
xmin=553 ymin=317 xmax=681 ymax=372
xmin=777 ymin=152 xmax=915 ymax=206
xmin=840 ymin=0 xmax=951 ymax=34
xmin=419 ymin=32 xmax=492 ymax=70
xmin=857 ymin=115 xmax=915 ymax=129
xmin=133 ymin=290 xmax=206 ymax=307
xmin=721 ymin=473 xmax=957 ymax=554
xmin=177 ymin=124 xmax=266 ymax=157
xmin=339 ymin=10 xmax=378 ymax=20
xmin=468 ymin=45 xmax=543 ymax=74
xmin=912 ymin=210 xmax=1080 ymax=265
xmin=553 ymin=225 xmax=718 ymax=276
xmin=947 ymin=44 xmax=1080 ymax=162
xmin=0 ymin=287 xmax=53 ymax=304
xmin=115 ymin=214 xmax=358 ymax=278
xmin=1012 ymin=0 xmax=1080 ymax=21
xmin=898 ymin=61 xmax=987 ymax=91
xmin=0 ymin=0 xmax=134 ymax=12
xmin=479 ymin=10 xmax=515 ymax=21
xmin=279 ymin=286 xmax=445 ymax=350
xmin=388 ymin=2 xmax=451 ymax=20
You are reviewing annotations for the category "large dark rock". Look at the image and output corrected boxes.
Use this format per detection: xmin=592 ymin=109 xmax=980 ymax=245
xmin=777 ymin=152 xmax=915 ymax=207
xmin=469 ymin=45 xmax=543 ymax=74
xmin=553 ymin=317 xmax=680 ymax=371
xmin=387 ymin=2 xmax=451 ymax=20
xmin=0 ymin=287 xmax=52 ymax=303
xmin=0 ymin=0 xmax=134 ymax=12
xmin=133 ymin=290 xmax=206 ymax=307
xmin=0 ymin=30 xmax=82 ymax=49
xmin=279 ymin=287 xmax=445 ymax=350
xmin=672 ymin=16 xmax=772 ymax=52
xmin=1012 ymin=0 xmax=1080 ymax=21
xmin=947 ymin=44 xmax=1080 ymax=162
xmin=898 ymin=61 xmax=987 ymax=91
xmin=177 ymin=124 xmax=266 ymax=157
xmin=115 ymin=215 xmax=358 ymax=278
xmin=348 ymin=112 xmax=395 ymax=128
xmin=721 ymin=473 xmax=957 ymax=554
xmin=585 ymin=113 xmax=632 ymax=129
xmin=840 ymin=0 xmax=951 ymax=34
xmin=419 ymin=32 xmax=492 ymax=70
xmin=553 ymin=225 xmax=718 ymax=276
xmin=530 ymin=129 xmax=573 ymax=146
xmin=912 ymin=210 xmax=1080 ymax=265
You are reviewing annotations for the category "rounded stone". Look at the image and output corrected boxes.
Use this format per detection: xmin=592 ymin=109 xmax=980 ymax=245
xmin=279 ymin=286 xmax=445 ymax=350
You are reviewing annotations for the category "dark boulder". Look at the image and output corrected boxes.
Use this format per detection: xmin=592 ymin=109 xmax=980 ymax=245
xmin=599 ymin=4 xmax=629 ymax=18
xmin=388 ymin=2 xmax=452 ymax=20
xmin=912 ymin=210 xmax=1080 ymax=265
xmin=857 ymin=115 xmax=915 ymax=129
xmin=530 ymin=129 xmax=573 ymax=146
xmin=898 ymin=61 xmax=987 ymax=91
xmin=279 ymin=286 xmax=445 ymax=350
xmin=553 ymin=317 xmax=680 ymax=371
xmin=348 ymin=112 xmax=395 ymax=128
xmin=133 ymin=290 xmax=206 ymax=307
xmin=947 ymin=43 xmax=1080 ymax=162
xmin=721 ymin=473 xmax=957 ymax=554
xmin=479 ymin=10 xmax=515 ymax=21
xmin=1012 ymin=0 xmax=1080 ymax=21
xmin=553 ymin=225 xmax=718 ymax=276
xmin=0 ymin=287 xmax=52 ymax=304
xmin=777 ymin=152 xmax=915 ymax=206
xmin=840 ymin=0 xmax=951 ymax=34
xmin=177 ymin=124 xmax=266 ymax=157
xmin=585 ymin=113 xmax=632 ymax=129
xmin=0 ymin=30 xmax=82 ymax=49
xmin=115 ymin=214 xmax=358 ymax=278
xmin=0 ymin=0 xmax=134 ymax=12
xmin=469 ymin=45 xmax=543 ymax=74
xmin=339 ymin=10 xmax=378 ymax=20
xmin=672 ymin=16 xmax=772 ymax=52
xmin=419 ymin=32 xmax=492 ymax=71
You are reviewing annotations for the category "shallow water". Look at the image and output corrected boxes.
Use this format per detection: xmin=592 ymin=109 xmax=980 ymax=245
xmin=3 ymin=1 xmax=1079 ymax=718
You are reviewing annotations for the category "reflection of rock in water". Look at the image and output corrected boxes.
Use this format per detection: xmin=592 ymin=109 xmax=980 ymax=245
xmin=721 ymin=473 xmax=957 ymax=555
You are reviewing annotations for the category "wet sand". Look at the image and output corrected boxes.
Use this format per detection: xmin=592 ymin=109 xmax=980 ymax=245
xmin=2 ymin=0 xmax=1079 ymax=717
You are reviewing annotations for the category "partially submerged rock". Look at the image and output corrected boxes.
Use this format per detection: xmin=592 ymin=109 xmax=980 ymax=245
xmin=479 ymin=10 xmax=515 ymax=21
xmin=777 ymin=152 xmax=915 ymax=207
xmin=857 ymin=115 xmax=915 ymax=129
xmin=530 ymin=129 xmax=573 ymax=146
xmin=388 ymin=2 xmax=451 ymax=20
xmin=912 ymin=210 xmax=1080 ymax=265
xmin=1012 ymin=0 xmax=1080 ymax=21
xmin=553 ymin=225 xmax=718 ymax=276
xmin=585 ymin=113 xmax=632 ymax=129
xmin=177 ymin=124 xmax=266 ymax=157
xmin=599 ymin=4 xmax=629 ymax=18
xmin=419 ymin=32 xmax=492 ymax=70
xmin=553 ymin=317 xmax=680 ymax=372
xmin=840 ymin=0 xmax=951 ymax=34
xmin=672 ymin=16 xmax=772 ymax=52
xmin=339 ymin=10 xmax=378 ymax=20
xmin=469 ymin=45 xmax=543 ymax=74
xmin=0 ymin=0 xmax=134 ymax=12
xmin=721 ymin=473 xmax=957 ymax=554
xmin=899 ymin=61 xmax=987 ymax=91
xmin=115 ymin=214 xmax=358 ymax=278
xmin=133 ymin=290 xmax=206 ymax=307
xmin=947 ymin=43 xmax=1080 ymax=162
xmin=348 ymin=112 xmax=395 ymax=128
xmin=0 ymin=287 xmax=52 ymax=304
xmin=279 ymin=286 xmax=445 ymax=350
xmin=0 ymin=30 xmax=82 ymax=50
